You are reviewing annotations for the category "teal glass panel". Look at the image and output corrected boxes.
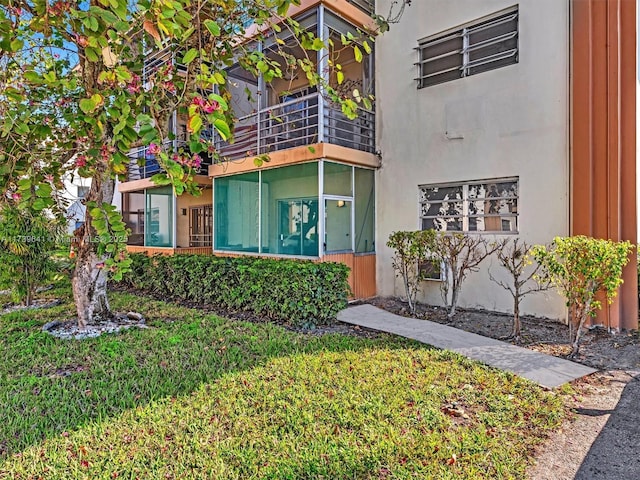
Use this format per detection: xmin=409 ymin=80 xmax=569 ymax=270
xmin=354 ymin=167 xmax=375 ymax=253
xmin=325 ymin=199 xmax=352 ymax=252
xmin=261 ymin=162 xmax=319 ymax=256
xmin=145 ymin=186 xmax=174 ymax=247
xmin=323 ymin=161 xmax=352 ymax=196
xmin=214 ymin=172 xmax=260 ymax=252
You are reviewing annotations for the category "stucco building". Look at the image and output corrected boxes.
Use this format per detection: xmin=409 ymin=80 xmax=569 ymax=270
xmin=118 ymin=0 xmax=638 ymax=330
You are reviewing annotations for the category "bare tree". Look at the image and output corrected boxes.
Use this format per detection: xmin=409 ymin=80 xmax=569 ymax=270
xmin=488 ymin=238 xmax=550 ymax=342
xmin=432 ymin=233 xmax=500 ymax=318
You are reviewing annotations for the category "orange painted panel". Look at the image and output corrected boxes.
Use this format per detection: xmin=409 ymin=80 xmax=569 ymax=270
xmin=571 ymin=0 xmax=637 ymax=330
xmin=352 ymin=254 xmax=376 ymax=299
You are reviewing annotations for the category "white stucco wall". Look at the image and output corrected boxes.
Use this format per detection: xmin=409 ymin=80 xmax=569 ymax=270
xmin=375 ymin=0 xmax=569 ymax=319
xmin=60 ymin=172 xmax=92 ymax=234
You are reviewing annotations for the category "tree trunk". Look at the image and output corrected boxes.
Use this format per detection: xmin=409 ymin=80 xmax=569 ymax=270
xmin=448 ymin=282 xmax=459 ymax=318
xmin=512 ymin=295 xmax=521 ymax=342
xmin=71 ymin=172 xmax=115 ymax=329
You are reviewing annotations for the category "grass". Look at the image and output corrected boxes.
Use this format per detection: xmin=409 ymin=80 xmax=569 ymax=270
xmin=0 ymin=280 xmax=568 ymax=479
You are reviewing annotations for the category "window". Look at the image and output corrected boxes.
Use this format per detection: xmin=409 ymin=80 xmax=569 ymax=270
xmin=419 ymin=259 xmax=444 ymax=281
xmin=419 ymin=178 xmax=518 ymax=233
xmin=416 ymin=7 xmax=518 ymax=88
xmin=189 ymin=205 xmax=213 ymax=247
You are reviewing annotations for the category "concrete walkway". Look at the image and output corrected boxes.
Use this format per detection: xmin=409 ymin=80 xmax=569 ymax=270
xmin=338 ymin=304 xmax=596 ymax=388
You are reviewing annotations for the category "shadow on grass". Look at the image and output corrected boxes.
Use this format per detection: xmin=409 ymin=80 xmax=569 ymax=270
xmin=0 ymin=289 xmax=424 ymax=459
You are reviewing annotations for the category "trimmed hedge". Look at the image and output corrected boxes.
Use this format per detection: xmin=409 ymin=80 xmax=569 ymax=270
xmin=121 ymin=254 xmax=351 ymax=326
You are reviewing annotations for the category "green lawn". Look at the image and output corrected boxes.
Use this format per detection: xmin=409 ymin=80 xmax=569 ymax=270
xmin=0 ymin=283 xmax=567 ymax=479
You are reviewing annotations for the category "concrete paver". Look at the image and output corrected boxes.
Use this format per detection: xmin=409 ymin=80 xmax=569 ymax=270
xmin=338 ymin=304 xmax=596 ymax=388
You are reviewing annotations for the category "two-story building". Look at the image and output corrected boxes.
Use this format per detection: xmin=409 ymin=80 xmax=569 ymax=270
xmin=117 ymin=0 xmax=638 ymax=330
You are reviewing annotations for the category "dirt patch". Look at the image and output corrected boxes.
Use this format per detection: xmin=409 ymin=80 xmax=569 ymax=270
xmin=527 ymin=370 xmax=634 ymax=479
xmin=367 ymin=297 xmax=640 ymax=372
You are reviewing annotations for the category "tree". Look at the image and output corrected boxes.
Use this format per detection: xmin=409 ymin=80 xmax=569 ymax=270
xmin=488 ymin=238 xmax=550 ymax=342
xmin=0 ymin=0 xmax=410 ymax=328
xmin=532 ymin=236 xmax=633 ymax=356
xmin=431 ymin=232 xmax=499 ymax=318
xmin=387 ymin=230 xmax=435 ymax=316
xmin=0 ymin=204 xmax=63 ymax=306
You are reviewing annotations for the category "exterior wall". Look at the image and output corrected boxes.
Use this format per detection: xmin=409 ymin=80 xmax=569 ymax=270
xmin=176 ymin=189 xmax=212 ymax=248
xmin=61 ymin=172 xmax=92 ymax=234
xmin=571 ymin=0 xmax=637 ymax=330
xmin=375 ymin=0 xmax=570 ymax=319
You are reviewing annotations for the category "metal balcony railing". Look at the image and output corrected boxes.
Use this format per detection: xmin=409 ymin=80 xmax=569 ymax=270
xmin=126 ymin=140 xmax=211 ymax=181
xmin=143 ymin=45 xmax=187 ymax=82
xmin=347 ymin=0 xmax=375 ymax=14
xmin=214 ymin=92 xmax=375 ymax=161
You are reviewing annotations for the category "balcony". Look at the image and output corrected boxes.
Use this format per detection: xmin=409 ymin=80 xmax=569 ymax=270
xmin=126 ymin=140 xmax=212 ymax=182
xmin=214 ymin=92 xmax=375 ymax=161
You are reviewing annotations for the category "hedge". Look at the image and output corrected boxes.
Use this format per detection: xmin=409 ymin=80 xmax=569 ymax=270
xmin=121 ymin=254 xmax=351 ymax=326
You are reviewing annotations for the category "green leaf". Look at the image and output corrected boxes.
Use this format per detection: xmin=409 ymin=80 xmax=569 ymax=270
xmin=24 ymin=71 xmax=41 ymax=83
xmin=203 ymin=20 xmax=220 ymax=36
xmin=150 ymin=174 xmax=172 ymax=186
xmin=85 ymin=47 xmax=100 ymax=62
xmin=214 ymin=118 xmax=230 ymax=141
xmin=32 ymin=198 xmax=47 ymax=211
xmin=10 ymin=39 xmax=23 ymax=52
xmin=79 ymin=98 xmax=97 ymax=114
xmin=182 ymin=48 xmax=198 ymax=65
xmin=353 ymin=45 xmax=363 ymax=63
xmin=188 ymin=115 xmax=203 ymax=134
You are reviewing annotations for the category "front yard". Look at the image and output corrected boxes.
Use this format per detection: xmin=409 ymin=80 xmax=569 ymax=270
xmin=0 ymin=284 xmax=567 ymax=479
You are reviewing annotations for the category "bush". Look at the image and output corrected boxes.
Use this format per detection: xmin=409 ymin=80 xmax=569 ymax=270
xmin=532 ymin=236 xmax=633 ymax=356
xmin=387 ymin=230 xmax=435 ymax=316
xmin=121 ymin=254 xmax=351 ymax=326
xmin=0 ymin=206 xmax=63 ymax=306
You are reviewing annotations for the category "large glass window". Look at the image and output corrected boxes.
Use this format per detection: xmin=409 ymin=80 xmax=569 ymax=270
xmin=214 ymin=172 xmax=260 ymax=252
xmin=213 ymin=161 xmax=376 ymax=257
xmin=123 ymin=192 xmax=145 ymax=246
xmin=324 ymin=161 xmax=352 ymax=196
xmin=145 ymin=187 xmax=174 ymax=247
xmin=354 ymin=168 xmax=375 ymax=253
xmin=262 ymin=163 xmax=319 ymax=256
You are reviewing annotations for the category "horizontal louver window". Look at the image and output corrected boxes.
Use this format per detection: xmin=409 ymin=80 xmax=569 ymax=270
xmin=416 ymin=7 xmax=518 ymax=88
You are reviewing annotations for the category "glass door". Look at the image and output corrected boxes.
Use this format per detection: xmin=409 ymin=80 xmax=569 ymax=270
xmin=278 ymin=199 xmax=318 ymax=256
xmin=145 ymin=187 xmax=174 ymax=247
xmin=324 ymin=199 xmax=352 ymax=253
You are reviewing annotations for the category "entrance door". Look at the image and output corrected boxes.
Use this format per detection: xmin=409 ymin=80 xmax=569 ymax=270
xmin=324 ymin=199 xmax=352 ymax=252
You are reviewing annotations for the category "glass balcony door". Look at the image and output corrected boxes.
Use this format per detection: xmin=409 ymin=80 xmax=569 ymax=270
xmin=324 ymin=198 xmax=353 ymax=253
xmin=278 ymin=198 xmax=319 ymax=256
xmin=145 ymin=187 xmax=174 ymax=247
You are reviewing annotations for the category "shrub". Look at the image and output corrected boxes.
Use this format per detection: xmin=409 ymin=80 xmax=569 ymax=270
xmin=387 ymin=230 xmax=436 ymax=316
xmin=121 ymin=254 xmax=350 ymax=326
xmin=488 ymin=238 xmax=550 ymax=342
xmin=0 ymin=206 xmax=63 ymax=306
xmin=532 ymin=236 xmax=633 ymax=356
